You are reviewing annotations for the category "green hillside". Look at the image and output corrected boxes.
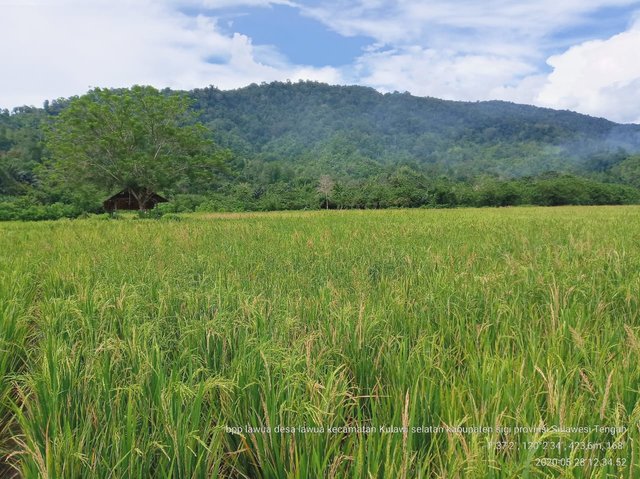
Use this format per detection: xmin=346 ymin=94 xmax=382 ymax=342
xmin=191 ymin=81 xmax=640 ymax=179
xmin=2 ymin=81 xmax=640 ymax=217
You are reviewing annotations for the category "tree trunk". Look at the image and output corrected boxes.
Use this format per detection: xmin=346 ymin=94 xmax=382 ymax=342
xmin=129 ymin=188 xmax=151 ymax=212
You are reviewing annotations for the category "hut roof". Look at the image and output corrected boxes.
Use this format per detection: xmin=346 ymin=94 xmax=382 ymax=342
xmin=105 ymin=189 xmax=168 ymax=203
xmin=103 ymin=188 xmax=168 ymax=212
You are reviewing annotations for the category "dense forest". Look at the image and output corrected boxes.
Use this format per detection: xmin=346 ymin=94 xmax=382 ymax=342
xmin=2 ymin=81 xmax=640 ymax=220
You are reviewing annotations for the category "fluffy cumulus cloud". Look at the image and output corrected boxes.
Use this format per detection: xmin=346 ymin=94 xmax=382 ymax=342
xmin=0 ymin=0 xmax=341 ymax=109
xmin=534 ymin=22 xmax=640 ymax=122
xmin=354 ymin=47 xmax=536 ymax=101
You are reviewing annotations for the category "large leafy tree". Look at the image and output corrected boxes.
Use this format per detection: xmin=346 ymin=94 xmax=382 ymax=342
xmin=46 ymin=85 xmax=217 ymax=209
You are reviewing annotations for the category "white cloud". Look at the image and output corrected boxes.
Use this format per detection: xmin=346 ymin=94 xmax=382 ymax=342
xmin=301 ymin=0 xmax=638 ymax=47
xmin=354 ymin=47 xmax=535 ymax=101
xmin=0 ymin=0 xmax=342 ymax=109
xmin=533 ymin=22 xmax=640 ymax=122
xmin=181 ymin=0 xmax=292 ymax=7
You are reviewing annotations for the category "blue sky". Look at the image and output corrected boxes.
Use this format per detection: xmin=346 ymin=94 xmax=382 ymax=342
xmin=1 ymin=0 xmax=640 ymax=122
xmin=196 ymin=4 xmax=373 ymax=67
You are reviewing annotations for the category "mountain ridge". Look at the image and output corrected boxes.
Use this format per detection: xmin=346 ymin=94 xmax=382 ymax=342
xmin=186 ymin=81 xmax=640 ymax=179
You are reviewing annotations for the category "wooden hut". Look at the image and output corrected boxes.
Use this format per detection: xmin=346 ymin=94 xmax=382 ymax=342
xmin=103 ymin=188 xmax=168 ymax=212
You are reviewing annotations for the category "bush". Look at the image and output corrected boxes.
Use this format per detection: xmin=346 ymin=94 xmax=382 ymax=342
xmin=0 ymin=202 xmax=19 ymax=221
xmin=0 ymin=201 xmax=80 ymax=221
xmin=195 ymin=195 xmax=248 ymax=212
xmin=156 ymin=195 xmax=206 ymax=213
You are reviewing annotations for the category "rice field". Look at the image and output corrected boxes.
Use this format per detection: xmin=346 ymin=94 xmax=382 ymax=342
xmin=1 ymin=206 xmax=639 ymax=478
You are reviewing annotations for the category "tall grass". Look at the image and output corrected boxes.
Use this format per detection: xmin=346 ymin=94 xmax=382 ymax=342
xmin=1 ymin=206 xmax=639 ymax=478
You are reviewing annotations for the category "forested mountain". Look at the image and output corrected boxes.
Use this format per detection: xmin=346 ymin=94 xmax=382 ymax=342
xmin=2 ymin=81 xmax=640 ymax=218
xmin=190 ymin=81 xmax=640 ymax=180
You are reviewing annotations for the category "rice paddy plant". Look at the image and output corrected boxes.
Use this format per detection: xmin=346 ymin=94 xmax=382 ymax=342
xmin=0 ymin=206 xmax=639 ymax=478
